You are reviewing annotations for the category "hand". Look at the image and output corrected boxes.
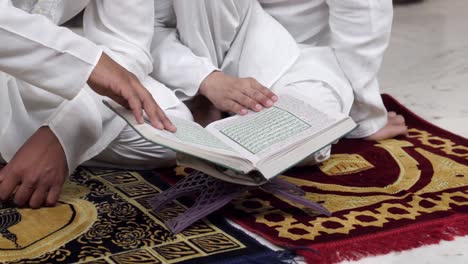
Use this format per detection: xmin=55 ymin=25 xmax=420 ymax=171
xmin=0 ymin=127 xmax=68 ymax=209
xmin=199 ymin=71 xmax=278 ymax=115
xmin=87 ymin=53 xmax=176 ymax=132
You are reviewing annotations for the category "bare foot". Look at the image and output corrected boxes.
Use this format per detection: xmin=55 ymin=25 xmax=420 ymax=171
xmin=186 ymin=95 xmax=223 ymax=127
xmin=365 ymin=111 xmax=408 ymax=141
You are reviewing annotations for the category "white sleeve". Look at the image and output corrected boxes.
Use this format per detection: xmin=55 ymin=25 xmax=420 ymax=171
xmin=82 ymin=0 xmax=155 ymax=79
xmin=327 ymin=0 xmax=393 ymax=138
xmin=46 ymin=0 xmax=158 ymax=173
xmin=0 ymin=0 xmax=102 ymax=100
xmin=150 ymin=0 xmax=218 ymax=100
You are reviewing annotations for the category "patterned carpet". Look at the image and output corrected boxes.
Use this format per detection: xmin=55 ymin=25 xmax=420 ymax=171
xmin=0 ymin=168 xmax=282 ymax=264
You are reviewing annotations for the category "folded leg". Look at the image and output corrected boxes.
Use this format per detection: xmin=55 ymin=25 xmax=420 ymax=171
xmin=86 ymin=100 xmax=193 ymax=169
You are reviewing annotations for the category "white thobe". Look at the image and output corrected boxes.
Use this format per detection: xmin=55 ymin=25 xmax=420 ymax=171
xmin=0 ymin=0 xmax=186 ymax=172
xmin=260 ymin=0 xmax=393 ymax=138
xmin=151 ymin=0 xmax=300 ymax=102
xmin=151 ymin=0 xmax=393 ymax=138
xmin=152 ymin=0 xmax=348 ymax=165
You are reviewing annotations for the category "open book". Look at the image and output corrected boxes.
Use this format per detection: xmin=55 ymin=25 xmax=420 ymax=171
xmin=105 ymin=94 xmax=357 ymax=186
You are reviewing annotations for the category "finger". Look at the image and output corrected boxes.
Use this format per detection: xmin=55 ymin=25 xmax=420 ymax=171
xmin=241 ymin=87 xmax=269 ymax=110
xmin=134 ymin=81 xmax=175 ymax=131
xmin=250 ymin=79 xmax=278 ymax=102
xmin=155 ymin=107 xmax=177 ymax=132
xmin=14 ymin=181 xmax=36 ymax=207
xmin=150 ymin=105 xmax=177 ymax=132
xmin=250 ymin=87 xmax=274 ymax=107
xmin=124 ymin=90 xmax=144 ymax=124
xmin=46 ymin=185 xmax=62 ymax=207
xmin=138 ymin=90 xmax=166 ymax=130
xmin=226 ymin=100 xmax=248 ymax=115
xmin=0 ymin=170 xmax=20 ymax=201
xmin=29 ymin=186 xmax=49 ymax=209
xmin=233 ymin=91 xmax=263 ymax=112
xmin=240 ymin=80 xmax=272 ymax=108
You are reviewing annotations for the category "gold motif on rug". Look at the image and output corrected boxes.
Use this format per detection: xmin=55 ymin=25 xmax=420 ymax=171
xmin=264 ymin=133 xmax=468 ymax=241
xmin=0 ymin=182 xmax=96 ymax=262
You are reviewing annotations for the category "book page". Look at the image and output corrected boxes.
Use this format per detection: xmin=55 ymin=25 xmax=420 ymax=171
xmin=104 ymin=100 xmax=249 ymax=174
xmin=207 ymin=94 xmax=344 ymax=162
xmin=219 ymin=107 xmax=311 ymax=154
xmin=153 ymin=116 xmax=235 ymax=153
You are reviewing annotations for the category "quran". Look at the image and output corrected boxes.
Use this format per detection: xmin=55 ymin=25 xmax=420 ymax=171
xmin=105 ymin=94 xmax=357 ymax=186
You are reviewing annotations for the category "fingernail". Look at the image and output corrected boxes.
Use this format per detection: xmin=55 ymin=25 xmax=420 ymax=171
xmin=266 ymin=100 xmax=273 ymax=107
xmin=156 ymin=123 xmax=164 ymax=130
xmin=255 ymin=104 xmax=263 ymax=111
xmin=240 ymin=109 xmax=248 ymax=115
xmin=272 ymin=95 xmax=278 ymax=101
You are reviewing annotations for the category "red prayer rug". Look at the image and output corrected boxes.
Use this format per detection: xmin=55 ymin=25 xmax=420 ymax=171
xmin=171 ymin=94 xmax=468 ymax=263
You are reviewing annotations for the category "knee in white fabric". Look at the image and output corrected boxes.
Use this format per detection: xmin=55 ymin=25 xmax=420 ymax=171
xmin=165 ymin=101 xmax=194 ymax=122
xmin=273 ymin=81 xmax=343 ymax=115
xmin=90 ymin=102 xmax=193 ymax=169
xmin=89 ymin=125 xmax=177 ymax=169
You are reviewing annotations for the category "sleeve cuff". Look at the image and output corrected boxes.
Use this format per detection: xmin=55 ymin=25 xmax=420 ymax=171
xmin=45 ymin=90 xmax=102 ymax=173
xmin=172 ymin=61 xmax=218 ymax=101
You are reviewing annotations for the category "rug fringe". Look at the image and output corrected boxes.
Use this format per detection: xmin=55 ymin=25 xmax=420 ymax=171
xmin=300 ymin=214 xmax=468 ymax=264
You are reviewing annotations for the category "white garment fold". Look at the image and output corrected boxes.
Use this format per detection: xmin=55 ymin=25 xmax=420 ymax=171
xmin=0 ymin=0 xmax=101 ymax=100
xmin=153 ymin=0 xmax=348 ymax=165
xmin=326 ymin=0 xmax=393 ymax=137
xmin=0 ymin=0 xmax=182 ymax=172
xmin=152 ymin=0 xmax=300 ymax=100
xmin=260 ymin=0 xmax=393 ymax=137
xmin=152 ymin=0 xmax=393 ymax=138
